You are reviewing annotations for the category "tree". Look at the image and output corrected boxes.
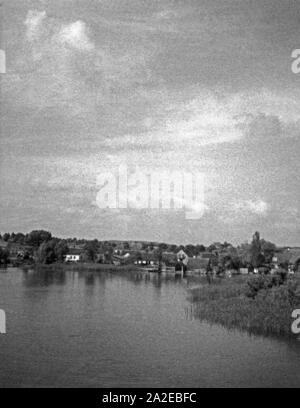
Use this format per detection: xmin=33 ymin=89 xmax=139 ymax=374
xmin=207 ymin=244 xmax=216 ymax=252
xmin=141 ymin=242 xmax=148 ymax=251
xmin=250 ymin=231 xmax=260 ymax=267
xmin=222 ymin=254 xmax=240 ymax=270
xmin=250 ymin=232 xmax=265 ymax=268
xmin=2 ymin=233 xmax=10 ymax=242
xmin=195 ymin=244 xmax=206 ymax=253
xmin=36 ymin=240 xmax=57 ymax=264
xmin=14 ymin=232 xmax=25 ymax=244
xmin=82 ymin=241 xmax=98 ymax=262
xmin=25 ymin=230 xmax=52 ymax=247
xmin=54 ymin=240 xmax=69 ymax=262
xmin=0 ymin=248 xmax=9 ymax=264
xmin=36 ymin=239 xmax=68 ymax=264
xmin=261 ymin=240 xmax=276 ymax=263
xmin=185 ymin=244 xmax=196 ymax=257
xmin=238 ymin=242 xmax=251 ymax=266
xmin=158 ymin=243 xmax=168 ymax=252
xmin=149 ymin=242 xmax=154 ymax=251
xmin=168 ymin=244 xmax=177 ymax=253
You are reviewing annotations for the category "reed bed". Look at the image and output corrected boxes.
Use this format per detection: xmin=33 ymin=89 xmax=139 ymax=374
xmin=190 ymin=275 xmax=300 ymax=337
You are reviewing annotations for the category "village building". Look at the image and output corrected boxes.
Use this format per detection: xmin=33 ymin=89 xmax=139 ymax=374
xmin=64 ymin=248 xmax=81 ymax=262
xmin=272 ymin=248 xmax=300 ymax=274
xmin=161 ymin=252 xmax=177 ymax=266
xmin=176 ymin=249 xmax=189 ymax=265
xmin=133 ymin=252 xmax=160 ymax=266
xmin=289 ymin=251 xmax=300 ymax=273
xmin=187 ymin=257 xmax=210 ymax=274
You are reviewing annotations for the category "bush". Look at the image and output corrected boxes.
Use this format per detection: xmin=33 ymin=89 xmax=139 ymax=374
xmin=191 ymin=275 xmax=300 ymax=337
xmin=245 ymin=272 xmax=287 ymax=299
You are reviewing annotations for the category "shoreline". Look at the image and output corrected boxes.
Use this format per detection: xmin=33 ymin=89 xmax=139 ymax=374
xmin=31 ymin=262 xmax=142 ymax=272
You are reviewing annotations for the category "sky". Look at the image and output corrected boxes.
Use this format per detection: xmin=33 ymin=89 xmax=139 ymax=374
xmin=0 ymin=0 xmax=299 ymax=245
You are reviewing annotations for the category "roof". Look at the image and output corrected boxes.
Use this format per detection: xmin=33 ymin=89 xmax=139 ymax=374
xmin=274 ymin=249 xmax=300 ymax=265
xmin=187 ymin=258 xmax=210 ymax=270
xmin=139 ymin=252 xmax=160 ymax=262
xmin=199 ymin=252 xmax=215 ymax=259
xmin=162 ymin=252 xmax=177 ymax=262
xmin=66 ymin=248 xmax=82 ymax=255
xmin=289 ymin=251 xmax=300 ymax=265
xmin=177 ymin=249 xmax=188 ymax=258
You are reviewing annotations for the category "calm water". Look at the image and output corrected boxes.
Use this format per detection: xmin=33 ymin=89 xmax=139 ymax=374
xmin=0 ymin=267 xmax=299 ymax=388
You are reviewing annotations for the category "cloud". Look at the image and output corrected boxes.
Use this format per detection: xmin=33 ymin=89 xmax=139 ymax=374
xmin=24 ymin=10 xmax=46 ymax=40
xmin=25 ymin=10 xmax=94 ymax=51
xmin=100 ymin=88 xmax=300 ymax=153
xmin=2 ymin=9 xmax=154 ymax=122
xmin=58 ymin=20 xmax=95 ymax=51
xmin=218 ymin=199 xmax=270 ymax=226
xmin=162 ymin=94 xmax=243 ymax=145
xmin=234 ymin=199 xmax=269 ymax=216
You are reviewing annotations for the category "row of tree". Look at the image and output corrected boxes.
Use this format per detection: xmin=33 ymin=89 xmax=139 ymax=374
xmin=0 ymin=230 xmax=52 ymax=247
xmin=0 ymin=230 xmax=278 ymax=268
xmin=0 ymin=230 xmax=225 ymax=256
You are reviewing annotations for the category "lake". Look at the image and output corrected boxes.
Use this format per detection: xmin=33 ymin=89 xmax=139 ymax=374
xmin=0 ymin=267 xmax=299 ymax=387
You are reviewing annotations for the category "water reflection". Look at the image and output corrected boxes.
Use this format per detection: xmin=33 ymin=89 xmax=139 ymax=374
xmin=1 ymin=267 xmax=299 ymax=387
xmin=20 ymin=267 xmax=197 ymax=290
xmin=22 ymin=267 xmax=66 ymax=287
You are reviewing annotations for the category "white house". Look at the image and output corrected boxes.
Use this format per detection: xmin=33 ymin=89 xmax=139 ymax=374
xmin=177 ymin=249 xmax=189 ymax=265
xmin=64 ymin=248 xmax=81 ymax=262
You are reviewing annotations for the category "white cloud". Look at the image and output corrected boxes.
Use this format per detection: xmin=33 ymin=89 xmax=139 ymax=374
xmin=162 ymin=95 xmax=243 ymax=145
xmin=24 ymin=10 xmax=46 ymax=40
xmin=234 ymin=199 xmax=269 ymax=215
xmin=240 ymin=90 xmax=300 ymax=125
xmin=103 ymin=89 xmax=300 ymax=151
xmin=24 ymin=10 xmax=94 ymax=52
xmin=58 ymin=21 xmax=94 ymax=51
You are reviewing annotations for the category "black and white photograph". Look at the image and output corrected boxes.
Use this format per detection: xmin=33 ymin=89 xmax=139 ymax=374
xmin=0 ymin=0 xmax=300 ymax=391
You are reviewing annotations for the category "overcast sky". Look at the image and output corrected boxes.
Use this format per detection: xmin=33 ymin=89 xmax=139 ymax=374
xmin=1 ymin=0 xmax=300 ymax=245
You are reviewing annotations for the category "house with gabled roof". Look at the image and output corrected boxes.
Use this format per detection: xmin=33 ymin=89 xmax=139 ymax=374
xmin=289 ymin=251 xmax=300 ymax=273
xmin=177 ymin=249 xmax=189 ymax=265
xmin=64 ymin=248 xmax=82 ymax=262
xmin=272 ymin=248 xmax=300 ymax=273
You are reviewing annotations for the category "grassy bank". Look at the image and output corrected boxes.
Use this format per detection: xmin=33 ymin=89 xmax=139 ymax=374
xmin=189 ymin=275 xmax=300 ymax=338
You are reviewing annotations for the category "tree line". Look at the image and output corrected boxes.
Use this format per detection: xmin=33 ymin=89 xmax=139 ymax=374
xmin=0 ymin=230 xmax=278 ymax=268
